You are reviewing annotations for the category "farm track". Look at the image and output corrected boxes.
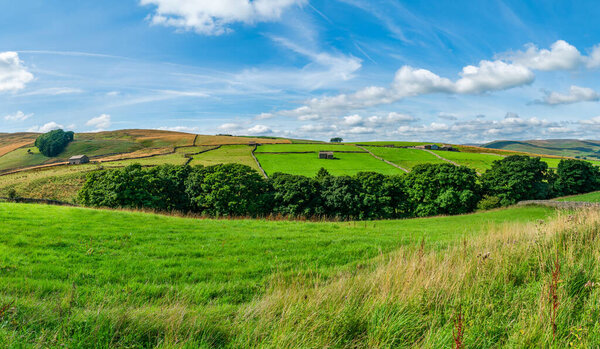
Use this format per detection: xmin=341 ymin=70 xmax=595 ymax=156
xmin=357 ymin=145 xmax=409 ymax=173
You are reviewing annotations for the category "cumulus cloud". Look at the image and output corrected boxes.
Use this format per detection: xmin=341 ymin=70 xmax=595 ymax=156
xmin=255 ymin=112 xmax=274 ymax=120
xmin=140 ymin=0 xmax=305 ymax=35
xmin=437 ymin=113 xmax=458 ymax=121
xmin=503 ymin=40 xmax=583 ymax=71
xmin=28 ymin=122 xmax=64 ymax=133
xmin=86 ymin=114 xmax=112 ymax=131
xmin=247 ymin=124 xmax=272 ymax=134
xmin=157 ymin=126 xmax=200 ymax=133
xmin=0 ymin=52 xmax=34 ymax=92
xmin=218 ymin=123 xmax=245 ymax=132
xmin=287 ymin=61 xmax=533 ymax=116
xmin=538 ymin=85 xmax=600 ymax=105
xmin=342 ymin=114 xmax=363 ymax=126
xmin=4 ymin=111 xmax=33 ymax=122
xmin=367 ymin=112 xmax=417 ymax=124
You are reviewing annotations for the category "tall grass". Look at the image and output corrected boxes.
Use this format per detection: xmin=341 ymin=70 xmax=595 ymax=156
xmin=232 ymin=209 xmax=600 ymax=347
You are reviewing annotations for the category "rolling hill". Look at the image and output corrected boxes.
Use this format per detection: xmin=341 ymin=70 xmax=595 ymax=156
xmin=484 ymin=139 xmax=600 ymax=159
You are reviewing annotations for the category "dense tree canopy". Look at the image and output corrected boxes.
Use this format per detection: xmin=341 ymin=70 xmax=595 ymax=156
xmin=34 ymin=129 xmax=74 ymax=157
xmin=77 ymin=155 xmax=600 ymax=220
xmin=480 ymin=155 xmax=551 ymax=206
xmin=554 ymin=159 xmax=600 ymax=196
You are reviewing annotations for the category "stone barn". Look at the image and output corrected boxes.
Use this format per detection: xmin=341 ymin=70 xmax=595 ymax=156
xmin=68 ymin=155 xmax=89 ymax=165
xmin=318 ymin=151 xmax=334 ymax=159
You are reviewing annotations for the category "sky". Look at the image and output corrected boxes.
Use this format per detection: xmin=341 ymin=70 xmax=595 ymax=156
xmin=2 ymin=0 xmax=600 ymax=143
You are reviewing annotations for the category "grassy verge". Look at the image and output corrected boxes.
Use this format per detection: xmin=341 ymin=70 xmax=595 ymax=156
xmin=556 ymin=191 xmax=600 ymax=202
xmin=0 ymin=203 xmax=554 ymax=347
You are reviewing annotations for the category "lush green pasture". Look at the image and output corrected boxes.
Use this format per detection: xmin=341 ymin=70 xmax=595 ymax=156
xmin=556 ymin=191 xmax=600 ymax=202
xmin=0 ymin=203 xmax=553 ymax=346
xmin=189 ymin=145 xmax=260 ymax=172
xmin=100 ymin=152 xmax=190 ymax=167
xmin=256 ymin=152 xmax=403 ymax=176
xmin=0 ymin=147 xmax=52 ymax=171
xmin=364 ymin=146 xmax=444 ymax=169
xmin=255 ymin=143 xmax=361 ymax=153
xmin=432 ymin=150 xmax=503 ymax=172
xmin=356 ymin=141 xmax=434 ymax=147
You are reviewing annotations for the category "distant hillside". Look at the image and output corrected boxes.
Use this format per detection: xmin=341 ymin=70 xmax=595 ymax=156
xmin=483 ymin=139 xmax=600 ymax=159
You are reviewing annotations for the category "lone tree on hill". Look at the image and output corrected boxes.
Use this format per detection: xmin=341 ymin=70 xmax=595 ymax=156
xmin=330 ymin=137 xmax=343 ymax=143
xmin=34 ymin=129 xmax=74 ymax=157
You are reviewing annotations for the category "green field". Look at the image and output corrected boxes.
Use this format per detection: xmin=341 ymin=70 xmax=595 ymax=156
xmin=356 ymin=141 xmax=434 ymax=147
xmin=364 ymin=146 xmax=444 ymax=169
xmin=555 ymin=191 xmax=600 ymax=202
xmin=255 ymin=144 xmax=361 ymax=153
xmin=255 ymin=152 xmax=403 ymax=177
xmin=0 ymin=202 xmax=554 ymax=347
xmin=432 ymin=150 xmax=503 ymax=172
xmin=0 ymin=146 xmax=53 ymax=172
xmin=189 ymin=145 xmax=260 ymax=172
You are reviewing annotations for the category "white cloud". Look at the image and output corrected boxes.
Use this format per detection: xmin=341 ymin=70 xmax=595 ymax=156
xmin=106 ymin=91 xmax=120 ymax=97
xmin=28 ymin=122 xmax=64 ymax=133
xmin=586 ymin=44 xmax=600 ymax=68
xmin=0 ymin=52 xmax=34 ymax=92
xmin=504 ymin=40 xmax=583 ymax=71
xmin=342 ymin=114 xmax=363 ymax=126
xmin=247 ymin=124 xmax=272 ymax=134
xmin=140 ymin=0 xmax=306 ymax=35
xmin=218 ymin=123 xmax=244 ymax=132
xmin=286 ymin=60 xmax=533 ymax=117
xmin=437 ymin=113 xmax=458 ymax=121
xmin=540 ymin=85 xmax=600 ymax=105
xmin=255 ymin=112 xmax=274 ymax=120
xmin=4 ymin=111 xmax=33 ymax=122
xmin=157 ymin=126 xmax=200 ymax=133
xmin=19 ymin=87 xmax=83 ymax=97
xmin=368 ymin=112 xmax=416 ymax=124
xmin=346 ymin=126 xmax=374 ymax=134
xmin=86 ymin=114 xmax=112 ymax=131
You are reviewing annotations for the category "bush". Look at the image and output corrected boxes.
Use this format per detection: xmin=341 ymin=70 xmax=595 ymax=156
xmin=477 ymin=195 xmax=501 ymax=210
xmin=7 ymin=189 xmax=18 ymax=200
xmin=554 ymin=159 xmax=600 ymax=196
xmin=270 ymin=173 xmax=323 ymax=218
xmin=403 ymin=163 xmax=480 ymax=217
xmin=480 ymin=155 xmax=551 ymax=206
xmin=34 ymin=129 xmax=74 ymax=157
xmin=185 ymin=163 xmax=272 ymax=217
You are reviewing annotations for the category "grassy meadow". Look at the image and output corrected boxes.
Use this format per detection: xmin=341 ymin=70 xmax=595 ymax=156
xmin=0 ymin=202 xmax=557 ymax=347
xmin=432 ymin=150 xmax=504 ymax=173
xmin=556 ymin=191 xmax=600 ymax=202
xmin=255 ymin=152 xmax=404 ymax=177
xmin=189 ymin=145 xmax=260 ymax=172
xmin=363 ymin=147 xmax=444 ymax=170
xmin=255 ymin=144 xmax=362 ymax=153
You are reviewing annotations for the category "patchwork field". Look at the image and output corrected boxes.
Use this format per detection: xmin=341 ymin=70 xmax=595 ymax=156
xmin=195 ymin=135 xmax=290 ymax=146
xmin=255 ymin=152 xmax=404 ymax=177
xmin=189 ymin=145 xmax=260 ymax=172
xmin=0 ymin=202 xmax=555 ymax=347
xmin=363 ymin=146 xmax=445 ymax=169
xmin=356 ymin=141 xmax=434 ymax=147
xmin=255 ymin=143 xmax=361 ymax=153
xmin=432 ymin=150 xmax=504 ymax=172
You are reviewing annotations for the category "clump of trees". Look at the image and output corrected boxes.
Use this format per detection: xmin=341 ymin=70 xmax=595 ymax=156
xmin=330 ymin=137 xmax=343 ymax=143
xmin=77 ymin=155 xmax=600 ymax=220
xmin=34 ymin=129 xmax=74 ymax=157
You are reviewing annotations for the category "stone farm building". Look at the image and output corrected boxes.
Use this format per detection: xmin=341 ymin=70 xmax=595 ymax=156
xmin=68 ymin=155 xmax=89 ymax=165
xmin=319 ymin=151 xmax=334 ymax=159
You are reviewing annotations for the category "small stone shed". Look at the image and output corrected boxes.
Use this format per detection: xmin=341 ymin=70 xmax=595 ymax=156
xmin=68 ymin=155 xmax=89 ymax=165
xmin=416 ymin=144 xmax=440 ymax=150
xmin=318 ymin=151 xmax=334 ymax=159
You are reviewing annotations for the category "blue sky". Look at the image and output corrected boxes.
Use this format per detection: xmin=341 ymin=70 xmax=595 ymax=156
xmin=2 ymin=0 xmax=600 ymax=143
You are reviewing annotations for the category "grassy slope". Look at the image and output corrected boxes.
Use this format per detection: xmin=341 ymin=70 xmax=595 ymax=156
xmin=189 ymin=145 xmax=260 ymax=172
xmin=355 ymin=141 xmax=434 ymax=147
xmin=432 ymin=150 xmax=504 ymax=172
xmin=556 ymin=191 xmax=600 ymax=202
xmin=364 ymin=146 xmax=444 ymax=169
xmin=0 ymin=133 xmax=38 ymax=157
xmin=255 ymin=144 xmax=362 ymax=153
xmin=0 ymin=203 xmax=554 ymax=347
xmin=195 ymin=135 xmax=291 ymax=146
xmin=484 ymin=139 xmax=600 ymax=158
xmin=256 ymin=152 xmax=403 ymax=177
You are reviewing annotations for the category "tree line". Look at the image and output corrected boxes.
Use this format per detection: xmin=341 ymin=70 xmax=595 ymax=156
xmin=78 ymin=155 xmax=600 ymax=220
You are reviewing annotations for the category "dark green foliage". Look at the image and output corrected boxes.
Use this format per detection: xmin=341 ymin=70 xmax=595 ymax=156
xmin=477 ymin=195 xmax=501 ymax=210
xmin=185 ymin=163 xmax=272 ymax=217
xmin=330 ymin=137 xmax=343 ymax=143
xmin=34 ymin=129 xmax=74 ymax=157
xmin=554 ymin=159 xmax=600 ymax=196
xmin=354 ymin=172 xmax=405 ymax=220
xmin=319 ymin=175 xmax=363 ymax=219
xmin=270 ymin=173 xmax=323 ymax=217
xmin=404 ymin=163 xmax=480 ymax=217
xmin=481 ymin=155 xmax=551 ymax=206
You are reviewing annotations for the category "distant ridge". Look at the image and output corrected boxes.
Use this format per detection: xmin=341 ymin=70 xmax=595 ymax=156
xmin=483 ymin=139 xmax=600 ymax=159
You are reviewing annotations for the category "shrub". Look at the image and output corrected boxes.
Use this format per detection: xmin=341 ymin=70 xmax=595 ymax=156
xmin=7 ymin=189 xmax=18 ymax=200
xmin=34 ymin=129 xmax=74 ymax=157
xmin=270 ymin=173 xmax=323 ymax=218
xmin=403 ymin=163 xmax=480 ymax=217
xmin=480 ymin=155 xmax=551 ymax=206
xmin=477 ymin=195 xmax=501 ymax=210
xmin=554 ymin=159 xmax=600 ymax=196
